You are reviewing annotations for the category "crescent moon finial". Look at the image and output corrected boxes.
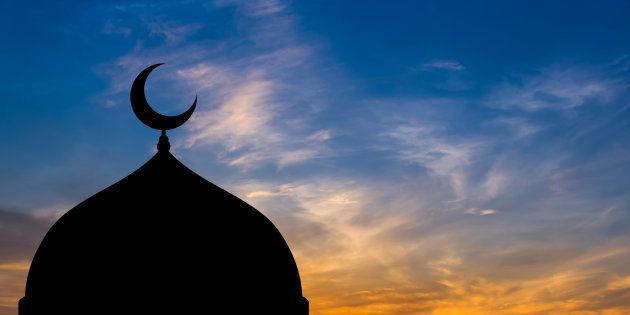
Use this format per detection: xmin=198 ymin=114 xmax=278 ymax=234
xmin=130 ymin=63 xmax=197 ymax=152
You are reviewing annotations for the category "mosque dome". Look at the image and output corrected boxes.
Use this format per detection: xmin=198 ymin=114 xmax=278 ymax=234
xmin=19 ymin=64 xmax=309 ymax=315
xmin=19 ymin=150 xmax=309 ymax=314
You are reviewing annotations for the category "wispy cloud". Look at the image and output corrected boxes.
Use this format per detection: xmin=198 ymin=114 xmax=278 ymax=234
xmin=184 ymin=77 xmax=280 ymax=152
xmin=215 ymin=0 xmax=285 ymax=17
xmin=423 ymin=60 xmax=465 ymax=71
xmin=486 ymin=66 xmax=621 ymax=111
xmin=488 ymin=117 xmax=543 ymax=139
xmin=178 ymin=58 xmax=329 ymax=169
xmin=103 ymin=20 xmax=132 ymax=37
xmin=385 ymin=124 xmax=483 ymax=203
xmin=147 ymin=20 xmax=203 ymax=45
xmin=467 ymin=207 xmax=498 ymax=215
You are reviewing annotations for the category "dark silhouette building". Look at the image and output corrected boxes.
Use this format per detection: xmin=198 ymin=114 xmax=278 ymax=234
xmin=19 ymin=64 xmax=309 ymax=314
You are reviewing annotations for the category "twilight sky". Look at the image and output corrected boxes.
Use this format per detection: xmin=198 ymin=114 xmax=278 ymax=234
xmin=1 ymin=1 xmax=630 ymax=314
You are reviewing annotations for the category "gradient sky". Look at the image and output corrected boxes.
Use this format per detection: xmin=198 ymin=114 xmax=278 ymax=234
xmin=1 ymin=1 xmax=630 ymax=314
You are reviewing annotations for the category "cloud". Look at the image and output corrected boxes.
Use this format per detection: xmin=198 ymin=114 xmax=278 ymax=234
xmin=488 ymin=117 xmax=542 ymax=139
xmin=103 ymin=20 xmax=132 ymax=37
xmin=486 ymin=66 xmax=621 ymax=111
xmin=177 ymin=61 xmax=329 ymax=169
xmin=215 ymin=0 xmax=285 ymax=17
xmin=423 ymin=60 xmax=465 ymax=71
xmin=147 ymin=20 xmax=203 ymax=45
xmin=478 ymin=165 xmax=511 ymax=201
xmin=385 ymin=124 xmax=482 ymax=203
xmin=467 ymin=208 xmax=498 ymax=215
xmin=185 ymin=77 xmax=280 ymax=150
xmin=308 ymin=129 xmax=333 ymax=142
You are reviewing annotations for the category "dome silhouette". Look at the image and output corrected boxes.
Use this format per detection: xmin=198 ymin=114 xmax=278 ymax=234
xmin=19 ymin=149 xmax=309 ymax=314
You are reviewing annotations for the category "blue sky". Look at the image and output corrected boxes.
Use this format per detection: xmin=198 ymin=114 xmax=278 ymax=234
xmin=1 ymin=1 xmax=630 ymax=314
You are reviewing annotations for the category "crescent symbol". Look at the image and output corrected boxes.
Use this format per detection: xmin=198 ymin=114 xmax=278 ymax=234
xmin=130 ymin=63 xmax=197 ymax=131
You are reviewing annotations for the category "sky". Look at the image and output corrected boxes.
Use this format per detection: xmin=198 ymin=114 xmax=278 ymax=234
xmin=1 ymin=0 xmax=630 ymax=314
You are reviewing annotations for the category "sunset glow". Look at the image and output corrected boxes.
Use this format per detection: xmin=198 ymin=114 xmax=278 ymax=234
xmin=1 ymin=1 xmax=630 ymax=314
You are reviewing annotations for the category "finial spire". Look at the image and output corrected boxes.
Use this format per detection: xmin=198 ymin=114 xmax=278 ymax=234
xmin=157 ymin=130 xmax=170 ymax=152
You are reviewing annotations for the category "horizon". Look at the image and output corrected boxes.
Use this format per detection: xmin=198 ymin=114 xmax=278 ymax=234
xmin=1 ymin=1 xmax=630 ymax=314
